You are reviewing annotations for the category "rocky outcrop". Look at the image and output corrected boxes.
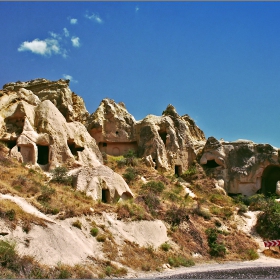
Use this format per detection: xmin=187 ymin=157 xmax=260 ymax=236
xmin=3 ymin=79 xmax=89 ymax=123
xmin=72 ymin=166 xmax=133 ymax=202
xmin=135 ymin=104 xmax=206 ymax=172
xmin=0 ymin=79 xmax=133 ymax=202
xmin=200 ymin=137 xmax=280 ymax=196
xmin=87 ymin=100 xmax=206 ymax=173
xmin=87 ymin=99 xmax=137 ymax=156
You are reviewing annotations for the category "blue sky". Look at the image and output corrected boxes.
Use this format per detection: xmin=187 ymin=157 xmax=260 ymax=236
xmin=1 ymin=2 xmax=280 ymax=147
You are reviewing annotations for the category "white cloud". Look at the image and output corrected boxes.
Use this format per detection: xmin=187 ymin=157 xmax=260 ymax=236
xmin=71 ymin=36 xmax=80 ymax=47
xmin=18 ymin=37 xmax=68 ymax=57
xmin=63 ymin=28 xmax=69 ymax=37
xmin=63 ymin=74 xmax=78 ymax=83
xmin=135 ymin=6 xmax=139 ymax=12
xmin=85 ymin=12 xmax=103 ymax=24
xmin=70 ymin=18 xmax=78 ymax=24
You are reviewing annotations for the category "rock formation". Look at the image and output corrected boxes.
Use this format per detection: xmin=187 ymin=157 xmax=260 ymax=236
xmin=87 ymin=100 xmax=206 ymax=174
xmin=0 ymin=79 xmax=133 ymax=201
xmin=87 ymin=98 xmax=137 ymax=156
xmin=3 ymin=78 xmax=280 ymax=198
xmin=200 ymin=137 xmax=280 ymax=196
xmin=135 ymin=104 xmax=206 ymax=173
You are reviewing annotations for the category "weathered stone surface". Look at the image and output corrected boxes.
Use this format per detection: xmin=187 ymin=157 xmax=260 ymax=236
xmin=87 ymin=98 xmax=137 ymax=156
xmin=135 ymin=104 xmax=206 ymax=172
xmin=200 ymin=137 xmax=280 ymax=196
xmin=3 ymin=79 xmax=89 ymax=123
xmin=72 ymin=166 xmax=133 ymax=202
xmin=0 ymin=79 xmax=133 ymax=202
xmin=88 ymin=100 xmax=206 ymax=173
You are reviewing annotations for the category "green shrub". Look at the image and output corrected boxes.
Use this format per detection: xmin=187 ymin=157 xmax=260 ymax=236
xmin=0 ymin=240 xmax=17 ymax=268
xmin=96 ymin=234 xmax=106 ymax=242
xmin=57 ymin=267 xmax=72 ymax=279
xmin=105 ymin=265 xmax=112 ymax=276
xmin=90 ymin=227 xmax=99 ymax=237
xmin=165 ymin=204 xmax=189 ymax=226
xmin=168 ymin=256 xmax=195 ymax=267
xmin=123 ymin=167 xmax=138 ymax=183
xmin=37 ymin=185 xmax=56 ymax=202
xmin=141 ymin=181 xmax=165 ymax=195
xmin=256 ymin=198 xmax=280 ymax=240
xmin=246 ymin=249 xmax=259 ymax=260
xmin=248 ymin=194 xmax=268 ymax=211
xmin=5 ymin=209 xmax=16 ymax=221
xmin=117 ymin=201 xmax=147 ymax=221
xmin=142 ymin=193 xmax=160 ymax=216
xmin=205 ymin=228 xmax=226 ymax=257
xmin=160 ymin=242 xmax=170 ymax=252
xmin=51 ymin=166 xmax=73 ymax=185
xmin=72 ymin=220 xmax=82 ymax=229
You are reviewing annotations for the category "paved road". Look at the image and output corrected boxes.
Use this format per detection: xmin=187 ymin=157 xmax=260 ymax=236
xmin=138 ymin=255 xmax=280 ymax=279
xmin=156 ymin=266 xmax=280 ymax=279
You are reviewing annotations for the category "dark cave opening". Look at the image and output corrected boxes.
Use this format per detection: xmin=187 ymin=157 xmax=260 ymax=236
xmin=261 ymin=165 xmax=280 ymax=196
xmin=37 ymin=145 xmax=49 ymax=165
xmin=102 ymin=189 xmax=110 ymax=203
xmin=203 ymin=160 xmax=220 ymax=168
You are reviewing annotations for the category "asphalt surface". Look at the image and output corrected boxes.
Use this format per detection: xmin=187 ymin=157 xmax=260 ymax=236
xmin=156 ymin=266 xmax=280 ymax=279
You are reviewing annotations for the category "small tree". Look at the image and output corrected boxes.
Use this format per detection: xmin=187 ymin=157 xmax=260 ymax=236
xmin=51 ymin=166 xmax=72 ymax=185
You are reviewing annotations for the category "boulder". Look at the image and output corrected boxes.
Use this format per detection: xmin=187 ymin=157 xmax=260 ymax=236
xmin=72 ymin=166 xmax=133 ymax=202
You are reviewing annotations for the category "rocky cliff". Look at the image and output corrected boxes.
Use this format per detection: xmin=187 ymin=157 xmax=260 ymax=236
xmin=200 ymin=137 xmax=280 ymax=196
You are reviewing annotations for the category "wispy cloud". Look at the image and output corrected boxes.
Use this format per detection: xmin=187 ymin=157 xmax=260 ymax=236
xmin=63 ymin=28 xmax=70 ymax=37
xmin=70 ymin=18 xmax=78 ymax=24
xmin=71 ymin=36 xmax=80 ymax=47
xmin=85 ymin=12 xmax=103 ymax=24
xmin=135 ymin=6 xmax=140 ymax=12
xmin=63 ymin=74 xmax=78 ymax=83
xmin=18 ymin=38 xmax=67 ymax=57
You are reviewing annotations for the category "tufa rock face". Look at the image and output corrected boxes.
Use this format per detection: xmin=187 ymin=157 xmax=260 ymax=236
xmin=3 ymin=79 xmax=89 ymax=124
xmin=135 ymin=104 xmax=205 ymax=172
xmin=200 ymin=137 xmax=280 ymax=196
xmin=87 ymin=98 xmax=138 ymax=156
xmin=87 ymin=100 xmax=206 ymax=173
xmin=0 ymin=79 xmax=133 ymax=201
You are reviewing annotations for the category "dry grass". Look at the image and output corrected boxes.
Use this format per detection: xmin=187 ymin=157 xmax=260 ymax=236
xmin=0 ymin=199 xmax=46 ymax=232
xmin=120 ymin=240 xmax=167 ymax=271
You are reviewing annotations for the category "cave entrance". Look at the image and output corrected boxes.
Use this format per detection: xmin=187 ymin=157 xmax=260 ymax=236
xmin=102 ymin=189 xmax=110 ymax=203
xmin=68 ymin=141 xmax=84 ymax=158
xmin=37 ymin=145 xmax=49 ymax=165
xmin=261 ymin=165 xmax=280 ymax=196
xmin=153 ymin=158 xmax=157 ymax=170
xmin=2 ymin=140 xmax=17 ymax=150
xmin=159 ymin=131 xmax=167 ymax=146
xmin=175 ymin=165 xmax=182 ymax=177
xmin=203 ymin=160 xmax=220 ymax=168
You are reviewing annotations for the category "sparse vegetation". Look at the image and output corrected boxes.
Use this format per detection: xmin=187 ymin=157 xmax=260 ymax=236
xmin=50 ymin=166 xmax=73 ymax=185
xmin=0 ymin=145 xmax=264 ymax=277
xmin=90 ymin=227 xmax=99 ymax=237
xmin=205 ymin=228 xmax=226 ymax=257
xmin=72 ymin=220 xmax=82 ymax=229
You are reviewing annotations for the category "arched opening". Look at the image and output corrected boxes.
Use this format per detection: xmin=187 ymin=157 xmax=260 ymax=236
xmin=203 ymin=160 xmax=220 ymax=168
xmin=159 ymin=131 xmax=167 ymax=146
xmin=261 ymin=165 xmax=280 ymax=196
xmin=37 ymin=145 xmax=49 ymax=165
xmin=153 ymin=158 xmax=157 ymax=170
xmin=67 ymin=141 xmax=84 ymax=158
xmin=175 ymin=165 xmax=182 ymax=176
xmin=102 ymin=189 xmax=110 ymax=203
